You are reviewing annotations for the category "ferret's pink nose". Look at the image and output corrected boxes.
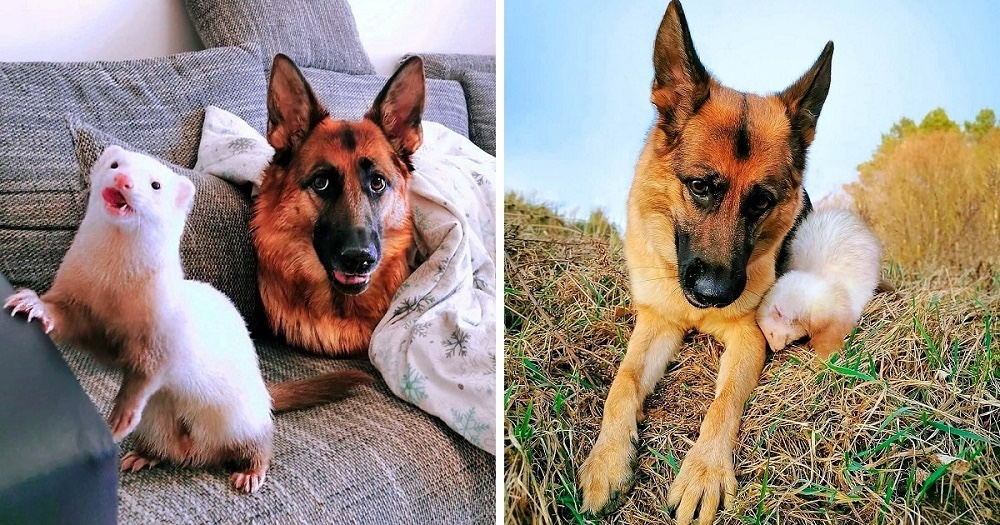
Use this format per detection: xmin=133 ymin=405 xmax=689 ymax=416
xmin=114 ymin=174 xmax=132 ymax=190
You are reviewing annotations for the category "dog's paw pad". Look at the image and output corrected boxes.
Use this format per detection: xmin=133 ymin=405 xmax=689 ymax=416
xmin=579 ymin=438 xmax=639 ymax=515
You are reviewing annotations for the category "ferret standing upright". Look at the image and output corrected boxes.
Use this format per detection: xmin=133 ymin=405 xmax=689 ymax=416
xmin=756 ymin=206 xmax=883 ymax=359
xmin=5 ymin=146 xmax=370 ymax=493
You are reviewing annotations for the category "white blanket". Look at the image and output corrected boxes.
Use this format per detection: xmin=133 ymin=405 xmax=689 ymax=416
xmin=370 ymin=122 xmax=497 ymax=454
xmin=196 ymin=110 xmax=496 ymax=453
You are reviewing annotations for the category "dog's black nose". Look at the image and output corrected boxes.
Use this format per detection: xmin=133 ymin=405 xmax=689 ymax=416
xmin=339 ymin=246 xmax=377 ymax=274
xmin=683 ymin=260 xmax=745 ymax=308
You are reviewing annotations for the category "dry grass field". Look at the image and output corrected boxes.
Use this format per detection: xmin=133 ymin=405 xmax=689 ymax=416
xmin=848 ymin=110 xmax=1000 ymax=271
xmin=504 ymin=111 xmax=1000 ymax=524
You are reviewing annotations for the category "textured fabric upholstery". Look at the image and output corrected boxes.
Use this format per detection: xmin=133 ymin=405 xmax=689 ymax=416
xmin=458 ymin=70 xmax=497 ymax=155
xmin=403 ymin=54 xmax=496 ymax=154
xmin=58 ymin=337 xmax=494 ymax=524
xmin=184 ymin=0 xmax=374 ymax=75
xmin=70 ymin=123 xmax=262 ymax=328
xmin=415 ymin=54 xmax=496 ymax=79
xmin=300 ymin=67 xmax=470 ymax=138
xmin=0 ymin=45 xmax=267 ymax=306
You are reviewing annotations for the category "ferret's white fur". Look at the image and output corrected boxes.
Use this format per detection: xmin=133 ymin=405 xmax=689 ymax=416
xmin=138 ymin=278 xmax=273 ymax=453
xmin=5 ymin=146 xmax=372 ymax=492
xmin=74 ymin=146 xmax=272 ymax=463
xmin=757 ymin=206 xmax=883 ymax=356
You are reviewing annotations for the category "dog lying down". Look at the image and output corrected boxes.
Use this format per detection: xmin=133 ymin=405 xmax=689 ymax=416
xmin=757 ymin=206 xmax=883 ymax=359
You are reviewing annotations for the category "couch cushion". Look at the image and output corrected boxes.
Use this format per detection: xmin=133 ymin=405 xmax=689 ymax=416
xmin=184 ymin=0 xmax=374 ymax=75
xmin=458 ymin=70 xmax=496 ymax=156
xmin=0 ymin=46 xmax=267 ymax=315
xmin=300 ymin=67 xmax=470 ymax=139
xmin=58 ymin=337 xmax=493 ymax=523
xmin=404 ymin=54 xmax=496 ymax=155
xmin=417 ymin=54 xmax=496 ymax=79
xmin=0 ymin=275 xmax=117 ymax=525
xmin=70 ymin=123 xmax=262 ymax=329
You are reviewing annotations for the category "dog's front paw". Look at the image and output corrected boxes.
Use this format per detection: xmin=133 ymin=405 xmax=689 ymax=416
xmin=4 ymin=289 xmax=54 ymax=333
xmin=667 ymin=442 xmax=738 ymax=525
xmin=579 ymin=436 xmax=638 ymax=515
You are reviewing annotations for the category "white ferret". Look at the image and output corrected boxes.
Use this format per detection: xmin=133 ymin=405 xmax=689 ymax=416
xmin=757 ymin=206 xmax=883 ymax=359
xmin=5 ymin=146 xmax=370 ymax=493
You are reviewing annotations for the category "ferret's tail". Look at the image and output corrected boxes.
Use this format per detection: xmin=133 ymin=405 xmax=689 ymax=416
xmin=876 ymin=278 xmax=897 ymax=295
xmin=268 ymin=369 xmax=373 ymax=413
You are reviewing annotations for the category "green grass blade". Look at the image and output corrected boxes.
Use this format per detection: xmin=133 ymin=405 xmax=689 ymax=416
xmin=823 ymin=360 xmax=878 ymax=382
xmin=916 ymin=463 xmax=950 ymax=502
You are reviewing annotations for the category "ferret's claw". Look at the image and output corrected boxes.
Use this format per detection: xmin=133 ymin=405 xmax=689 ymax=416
xmin=108 ymin=407 xmax=140 ymax=442
xmin=231 ymin=468 xmax=267 ymax=494
xmin=120 ymin=451 xmax=159 ymax=473
xmin=4 ymin=289 xmax=55 ymax=333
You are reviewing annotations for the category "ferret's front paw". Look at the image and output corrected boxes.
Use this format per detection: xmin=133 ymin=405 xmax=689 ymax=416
xmin=4 ymin=289 xmax=54 ymax=333
xmin=108 ymin=405 xmax=140 ymax=441
xmin=120 ymin=451 xmax=159 ymax=473
xmin=231 ymin=467 xmax=268 ymax=494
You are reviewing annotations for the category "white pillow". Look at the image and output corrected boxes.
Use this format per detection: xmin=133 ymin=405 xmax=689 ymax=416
xmin=193 ymin=105 xmax=273 ymax=195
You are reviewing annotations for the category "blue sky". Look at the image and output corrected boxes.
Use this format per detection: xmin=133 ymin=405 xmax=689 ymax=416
xmin=505 ymin=0 xmax=1000 ymax=227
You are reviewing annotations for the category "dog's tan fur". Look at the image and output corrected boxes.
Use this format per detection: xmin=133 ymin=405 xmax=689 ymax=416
xmin=252 ymin=55 xmax=424 ymax=357
xmin=579 ymin=2 xmax=834 ymax=523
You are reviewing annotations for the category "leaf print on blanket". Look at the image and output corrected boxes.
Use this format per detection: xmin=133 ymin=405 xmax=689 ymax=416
xmin=444 ymin=328 xmax=470 ymax=358
xmin=228 ymin=136 xmax=258 ymax=154
xmin=451 ymin=407 xmax=489 ymax=448
xmin=401 ymin=366 xmax=429 ymax=403
xmin=391 ymin=294 xmax=435 ymax=321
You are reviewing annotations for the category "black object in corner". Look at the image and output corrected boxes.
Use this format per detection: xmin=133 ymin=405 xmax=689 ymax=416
xmin=0 ymin=274 xmax=118 ymax=524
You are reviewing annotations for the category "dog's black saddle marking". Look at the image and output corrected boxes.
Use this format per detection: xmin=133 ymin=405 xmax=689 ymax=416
xmin=775 ymin=190 xmax=812 ymax=276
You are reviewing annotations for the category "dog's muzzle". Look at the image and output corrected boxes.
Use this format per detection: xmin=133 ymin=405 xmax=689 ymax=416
xmin=680 ymin=259 xmax=746 ymax=308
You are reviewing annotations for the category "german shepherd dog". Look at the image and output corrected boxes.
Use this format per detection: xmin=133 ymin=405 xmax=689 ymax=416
xmin=252 ymin=55 xmax=425 ymax=356
xmin=579 ymin=1 xmax=831 ymax=523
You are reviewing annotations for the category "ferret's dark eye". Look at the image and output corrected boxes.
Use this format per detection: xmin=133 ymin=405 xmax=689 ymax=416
xmin=688 ymin=179 xmax=710 ymax=198
xmin=311 ymin=176 xmax=330 ymax=193
xmin=370 ymin=175 xmax=387 ymax=194
xmin=110 ymin=162 xmax=118 ymax=169
xmin=151 ymin=181 xmax=161 ymax=190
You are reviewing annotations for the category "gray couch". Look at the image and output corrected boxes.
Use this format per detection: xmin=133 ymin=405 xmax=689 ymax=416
xmin=0 ymin=1 xmax=495 ymax=523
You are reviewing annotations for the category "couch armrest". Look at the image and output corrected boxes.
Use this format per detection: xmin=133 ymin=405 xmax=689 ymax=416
xmin=0 ymin=275 xmax=118 ymax=524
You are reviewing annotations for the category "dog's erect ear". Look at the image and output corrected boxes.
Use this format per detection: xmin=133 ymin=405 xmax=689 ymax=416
xmin=267 ymin=54 xmax=329 ymax=164
xmin=366 ymin=56 xmax=426 ymax=160
xmin=651 ymin=0 xmax=711 ymax=143
xmin=779 ymin=42 xmax=834 ymax=149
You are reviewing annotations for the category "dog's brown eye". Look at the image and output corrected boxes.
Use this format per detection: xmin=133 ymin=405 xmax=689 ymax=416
xmin=151 ymin=181 xmax=161 ymax=190
xmin=688 ymin=179 xmax=709 ymax=197
xmin=748 ymin=193 xmax=773 ymax=213
xmin=370 ymin=175 xmax=387 ymax=194
xmin=311 ymin=176 xmax=330 ymax=193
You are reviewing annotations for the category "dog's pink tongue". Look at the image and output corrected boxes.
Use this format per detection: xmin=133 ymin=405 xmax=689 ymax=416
xmin=333 ymin=271 xmax=368 ymax=285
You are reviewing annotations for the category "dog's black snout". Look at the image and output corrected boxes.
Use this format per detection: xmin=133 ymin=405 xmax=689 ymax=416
xmin=683 ymin=259 xmax=746 ymax=308
xmin=340 ymin=245 xmax=377 ymax=274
